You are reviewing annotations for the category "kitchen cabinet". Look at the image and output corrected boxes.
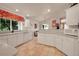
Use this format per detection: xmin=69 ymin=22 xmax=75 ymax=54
xmin=0 ymin=34 xmax=8 ymax=44
xmin=38 ymin=30 xmax=79 ymax=56
xmin=74 ymin=37 xmax=79 ymax=56
xmin=8 ymin=33 xmax=17 ymax=47
xmin=66 ymin=4 xmax=79 ymax=25
xmin=74 ymin=31 xmax=79 ymax=55
xmin=0 ymin=43 xmax=17 ymax=56
xmin=50 ymin=34 xmax=56 ymax=46
xmin=16 ymin=32 xmax=23 ymax=46
xmin=0 ymin=31 xmax=33 ymax=48
xmin=56 ymin=35 xmax=63 ymax=51
xmin=38 ymin=33 xmax=56 ymax=46
xmin=62 ymin=37 xmax=74 ymax=56
xmin=23 ymin=32 xmax=33 ymax=43
xmin=23 ymin=33 xmax=28 ymax=42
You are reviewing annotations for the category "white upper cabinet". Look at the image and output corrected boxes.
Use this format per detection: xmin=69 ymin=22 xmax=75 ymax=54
xmin=66 ymin=4 xmax=79 ymax=25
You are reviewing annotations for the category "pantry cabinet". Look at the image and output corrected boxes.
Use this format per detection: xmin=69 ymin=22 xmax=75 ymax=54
xmin=66 ymin=4 xmax=79 ymax=25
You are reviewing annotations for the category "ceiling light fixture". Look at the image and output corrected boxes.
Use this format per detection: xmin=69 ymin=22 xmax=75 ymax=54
xmin=15 ymin=9 xmax=19 ymax=12
xmin=48 ymin=9 xmax=51 ymax=12
xmin=26 ymin=14 xmax=30 ymax=17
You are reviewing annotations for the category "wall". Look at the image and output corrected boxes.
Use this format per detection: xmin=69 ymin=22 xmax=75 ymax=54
xmin=39 ymin=19 xmax=52 ymax=30
xmin=30 ymin=19 xmax=39 ymax=31
xmin=38 ymin=10 xmax=66 ymax=30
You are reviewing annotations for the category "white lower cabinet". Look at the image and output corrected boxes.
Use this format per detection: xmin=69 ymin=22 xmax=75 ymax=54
xmin=49 ymin=34 xmax=56 ymax=46
xmin=23 ymin=33 xmax=27 ymax=42
xmin=16 ymin=33 xmax=23 ymax=46
xmin=38 ymin=33 xmax=56 ymax=46
xmin=23 ymin=32 xmax=32 ymax=42
xmin=8 ymin=34 xmax=17 ymax=47
xmin=74 ymin=39 xmax=79 ymax=56
xmin=38 ymin=32 xmax=79 ymax=56
xmin=0 ymin=35 xmax=8 ymax=44
xmin=56 ymin=35 xmax=63 ymax=51
xmin=62 ymin=37 xmax=74 ymax=56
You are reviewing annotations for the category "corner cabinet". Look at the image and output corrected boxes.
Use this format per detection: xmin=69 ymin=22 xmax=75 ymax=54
xmin=66 ymin=4 xmax=79 ymax=25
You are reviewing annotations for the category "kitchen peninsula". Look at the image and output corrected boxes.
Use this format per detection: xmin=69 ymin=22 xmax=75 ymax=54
xmin=38 ymin=29 xmax=79 ymax=56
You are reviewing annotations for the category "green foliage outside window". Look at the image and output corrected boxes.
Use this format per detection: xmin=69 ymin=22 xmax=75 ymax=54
xmin=0 ymin=18 xmax=18 ymax=31
xmin=0 ymin=18 xmax=10 ymax=31
xmin=12 ymin=20 xmax=18 ymax=30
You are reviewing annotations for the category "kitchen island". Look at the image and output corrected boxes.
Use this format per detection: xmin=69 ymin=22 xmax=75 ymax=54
xmin=38 ymin=29 xmax=79 ymax=56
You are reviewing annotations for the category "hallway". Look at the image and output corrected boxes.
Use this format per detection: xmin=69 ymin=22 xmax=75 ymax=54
xmin=16 ymin=37 xmax=65 ymax=56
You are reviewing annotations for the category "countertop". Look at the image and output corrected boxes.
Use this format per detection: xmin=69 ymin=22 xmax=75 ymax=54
xmin=38 ymin=29 xmax=78 ymax=39
xmin=0 ymin=30 xmax=30 ymax=36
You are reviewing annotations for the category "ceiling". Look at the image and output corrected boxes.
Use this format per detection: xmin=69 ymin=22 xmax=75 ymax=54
xmin=0 ymin=3 xmax=72 ymax=22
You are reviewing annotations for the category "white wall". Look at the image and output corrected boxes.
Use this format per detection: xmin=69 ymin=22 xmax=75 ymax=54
xmin=39 ymin=19 xmax=52 ymax=30
xmin=18 ymin=21 xmax=24 ymax=30
xmin=38 ymin=10 xmax=66 ymax=30
xmin=30 ymin=20 xmax=39 ymax=31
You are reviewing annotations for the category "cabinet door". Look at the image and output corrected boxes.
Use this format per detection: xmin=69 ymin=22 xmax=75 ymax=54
xmin=38 ymin=33 xmax=56 ymax=46
xmin=62 ymin=37 xmax=74 ymax=56
xmin=0 ymin=35 xmax=8 ymax=44
xmin=23 ymin=33 xmax=27 ymax=42
xmin=56 ymin=35 xmax=63 ymax=51
xmin=27 ymin=32 xmax=33 ymax=40
xmin=8 ymin=34 xmax=17 ymax=47
xmin=74 ymin=39 xmax=79 ymax=56
xmin=48 ymin=34 xmax=56 ymax=46
xmin=16 ymin=33 xmax=23 ymax=46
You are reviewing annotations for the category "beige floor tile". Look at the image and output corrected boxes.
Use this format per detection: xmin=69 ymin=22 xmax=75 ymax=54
xmin=16 ymin=37 xmax=65 ymax=56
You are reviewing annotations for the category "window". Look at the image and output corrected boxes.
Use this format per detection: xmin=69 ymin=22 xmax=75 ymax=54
xmin=0 ymin=18 xmax=18 ymax=31
xmin=42 ymin=24 xmax=49 ymax=29
xmin=12 ymin=20 xmax=18 ymax=30
xmin=0 ymin=18 xmax=10 ymax=31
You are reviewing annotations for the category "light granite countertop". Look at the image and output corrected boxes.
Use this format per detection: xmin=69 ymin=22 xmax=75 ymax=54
xmin=39 ymin=29 xmax=78 ymax=39
xmin=0 ymin=30 xmax=30 ymax=36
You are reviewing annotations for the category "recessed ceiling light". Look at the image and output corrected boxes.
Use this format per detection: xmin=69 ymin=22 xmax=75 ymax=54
xmin=15 ymin=9 xmax=19 ymax=12
xmin=48 ymin=9 xmax=51 ymax=12
xmin=26 ymin=14 xmax=30 ymax=17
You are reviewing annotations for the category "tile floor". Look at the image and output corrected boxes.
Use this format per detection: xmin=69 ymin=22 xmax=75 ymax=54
xmin=16 ymin=37 xmax=65 ymax=56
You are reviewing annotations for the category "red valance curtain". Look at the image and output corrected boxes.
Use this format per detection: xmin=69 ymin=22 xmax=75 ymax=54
xmin=0 ymin=9 xmax=24 ymax=22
